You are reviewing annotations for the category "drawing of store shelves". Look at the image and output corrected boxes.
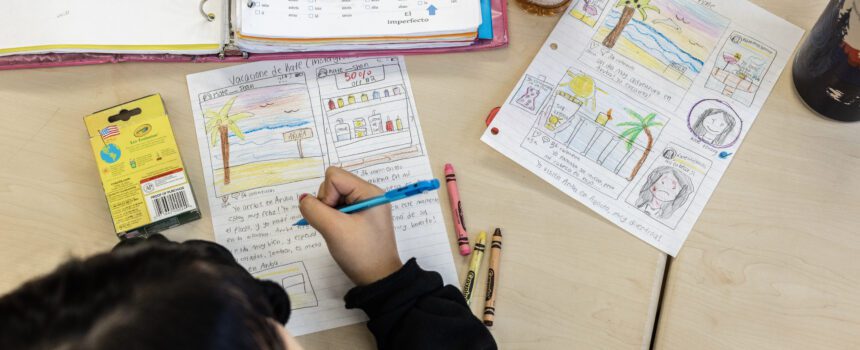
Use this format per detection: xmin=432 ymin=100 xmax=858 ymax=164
xmin=539 ymin=92 xmax=647 ymax=180
xmin=317 ymin=58 xmax=423 ymax=170
xmin=254 ymin=262 xmax=318 ymax=310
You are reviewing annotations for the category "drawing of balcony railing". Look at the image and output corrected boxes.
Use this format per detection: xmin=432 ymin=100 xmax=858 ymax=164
xmin=545 ymin=113 xmax=645 ymax=180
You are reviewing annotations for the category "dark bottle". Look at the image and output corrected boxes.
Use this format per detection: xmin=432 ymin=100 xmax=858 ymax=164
xmin=794 ymin=0 xmax=860 ymax=121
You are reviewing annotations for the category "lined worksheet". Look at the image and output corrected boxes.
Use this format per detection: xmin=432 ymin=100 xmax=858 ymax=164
xmin=482 ymin=0 xmax=803 ymax=256
xmin=187 ymin=57 xmax=457 ymax=335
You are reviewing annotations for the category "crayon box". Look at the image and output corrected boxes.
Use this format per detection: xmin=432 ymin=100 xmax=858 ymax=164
xmin=85 ymin=94 xmax=200 ymax=239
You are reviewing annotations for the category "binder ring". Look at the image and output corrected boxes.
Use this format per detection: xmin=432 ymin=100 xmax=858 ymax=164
xmin=200 ymin=0 xmax=216 ymax=21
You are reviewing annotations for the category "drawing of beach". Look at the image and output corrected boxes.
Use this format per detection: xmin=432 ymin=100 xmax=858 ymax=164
xmin=201 ymin=80 xmax=324 ymax=197
xmin=594 ymin=0 xmax=729 ymax=89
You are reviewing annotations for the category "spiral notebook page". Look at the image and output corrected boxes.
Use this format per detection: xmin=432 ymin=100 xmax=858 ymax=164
xmin=1 ymin=0 xmax=227 ymax=56
xmin=482 ymin=0 xmax=802 ymax=256
xmin=186 ymin=56 xmax=457 ymax=335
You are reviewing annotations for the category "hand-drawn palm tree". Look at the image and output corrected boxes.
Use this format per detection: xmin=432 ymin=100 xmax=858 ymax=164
xmin=602 ymin=0 xmax=661 ymax=48
xmin=205 ymin=96 xmax=253 ymax=185
xmin=617 ymin=109 xmax=662 ymax=180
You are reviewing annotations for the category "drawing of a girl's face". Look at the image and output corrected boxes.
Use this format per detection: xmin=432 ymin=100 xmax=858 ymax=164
xmin=688 ymin=102 xmax=742 ymax=149
xmin=702 ymin=111 xmax=730 ymax=134
xmin=651 ymin=173 xmax=681 ymax=202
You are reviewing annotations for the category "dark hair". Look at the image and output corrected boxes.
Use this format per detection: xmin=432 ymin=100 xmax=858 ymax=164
xmin=692 ymin=108 xmax=736 ymax=146
xmin=0 ymin=235 xmax=291 ymax=350
xmin=634 ymin=166 xmax=693 ymax=219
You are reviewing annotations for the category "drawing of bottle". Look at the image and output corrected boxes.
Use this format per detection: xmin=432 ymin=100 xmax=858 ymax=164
xmin=334 ymin=119 xmax=351 ymax=141
xmin=369 ymin=113 xmax=382 ymax=134
xmin=348 ymin=95 xmax=356 ymax=104
xmin=385 ymin=117 xmax=394 ymax=132
xmin=337 ymin=98 xmax=344 ymax=108
xmin=353 ymin=117 xmax=367 ymax=138
xmin=395 ymin=116 xmax=403 ymax=131
xmin=361 ymin=93 xmax=369 ymax=102
xmin=384 ymin=89 xmax=390 ymax=97
xmin=393 ymin=87 xmax=401 ymax=95
xmin=328 ymin=99 xmax=336 ymax=110
xmin=373 ymin=90 xmax=381 ymax=99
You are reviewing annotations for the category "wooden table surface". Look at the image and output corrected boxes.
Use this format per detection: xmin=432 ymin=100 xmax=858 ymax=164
xmin=652 ymin=1 xmax=860 ymax=349
xmin=0 ymin=1 xmax=857 ymax=349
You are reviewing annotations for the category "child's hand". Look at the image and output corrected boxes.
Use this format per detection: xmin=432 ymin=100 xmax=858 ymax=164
xmin=298 ymin=167 xmax=403 ymax=286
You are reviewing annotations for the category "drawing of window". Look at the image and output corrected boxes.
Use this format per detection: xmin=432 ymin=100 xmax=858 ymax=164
xmin=316 ymin=57 xmax=423 ymax=170
xmin=254 ymin=261 xmax=318 ymax=310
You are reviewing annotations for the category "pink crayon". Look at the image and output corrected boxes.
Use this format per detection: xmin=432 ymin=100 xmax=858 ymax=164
xmin=444 ymin=163 xmax=471 ymax=255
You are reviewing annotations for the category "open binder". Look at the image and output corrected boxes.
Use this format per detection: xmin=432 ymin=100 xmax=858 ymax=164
xmin=0 ymin=0 xmax=508 ymax=70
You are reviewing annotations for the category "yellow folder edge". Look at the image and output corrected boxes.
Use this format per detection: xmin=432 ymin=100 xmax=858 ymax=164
xmin=0 ymin=43 xmax=221 ymax=55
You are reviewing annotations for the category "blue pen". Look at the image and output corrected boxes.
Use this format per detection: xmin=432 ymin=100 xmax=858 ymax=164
xmin=293 ymin=179 xmax=441 ymax=226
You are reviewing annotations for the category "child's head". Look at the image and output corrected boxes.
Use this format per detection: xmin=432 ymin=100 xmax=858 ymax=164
xmin=0 ymin=235 xmax=292 ymax=350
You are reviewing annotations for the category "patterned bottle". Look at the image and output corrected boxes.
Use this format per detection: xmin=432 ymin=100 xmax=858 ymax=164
xmin=794 ymin=0 xmax=860 ymax=121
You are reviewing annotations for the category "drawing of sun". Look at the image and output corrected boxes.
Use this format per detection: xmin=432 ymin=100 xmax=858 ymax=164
xmin=594 ymin=0 xmax=730 ymax=89
xmin=200 ymin=80 xmax=325 ymax=197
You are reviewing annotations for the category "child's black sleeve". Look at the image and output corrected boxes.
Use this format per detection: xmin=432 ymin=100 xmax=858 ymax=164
xmin=344 ymin=258 xmax=497 ymax=350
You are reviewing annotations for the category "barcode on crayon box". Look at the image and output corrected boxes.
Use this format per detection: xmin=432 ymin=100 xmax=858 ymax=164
xmin=146 ymin=185 xmax=195 ymax=222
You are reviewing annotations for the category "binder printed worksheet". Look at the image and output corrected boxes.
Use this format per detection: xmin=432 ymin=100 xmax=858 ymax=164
xmin=239 ymin=0 xmax=482 ymax=39
xmin=482 ymin=0 xmax=803 ymax=256
xmin=187 ymin=57 xmax=457 ymax=335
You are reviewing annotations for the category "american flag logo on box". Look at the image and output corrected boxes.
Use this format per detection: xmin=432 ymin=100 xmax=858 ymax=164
xmin=100 ymin=125 xmax=120 ymax=140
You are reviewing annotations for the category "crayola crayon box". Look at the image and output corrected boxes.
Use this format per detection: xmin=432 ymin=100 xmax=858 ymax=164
xmin=85 ymin=94 xmax=200 ymax=239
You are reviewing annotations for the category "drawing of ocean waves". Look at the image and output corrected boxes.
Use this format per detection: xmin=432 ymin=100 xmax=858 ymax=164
xmin=229 ymin=119 xmax=311 ymax=138
xmin=604 ymin=10 xmax=703 ymax=74
xmin=214 ymin=118 xmax=319 ymax=166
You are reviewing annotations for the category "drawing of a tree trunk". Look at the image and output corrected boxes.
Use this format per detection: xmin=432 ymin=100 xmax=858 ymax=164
xmin=219 ymin=125 xmax=231 ymax=184
xmin=617 ymin=109 xmax=662 ymax=180
xmin=205 ymin=96 xmax=253 ymax=185
xmin=630 ymin=128 xmax=653 ymax=179
xmin=602 ymin=0 xmax=661 ymax=49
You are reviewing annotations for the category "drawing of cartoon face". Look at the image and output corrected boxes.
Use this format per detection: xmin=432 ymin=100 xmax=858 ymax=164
xmin=702 ymin=112 xmax=729 ymax=134
xmin=651 ymin=173 xmax=681 ymax=202
xmin=635 ymin=166 xmax=693 ymax=220
xmin=689 ymin=105 xmax=739 ymax=148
